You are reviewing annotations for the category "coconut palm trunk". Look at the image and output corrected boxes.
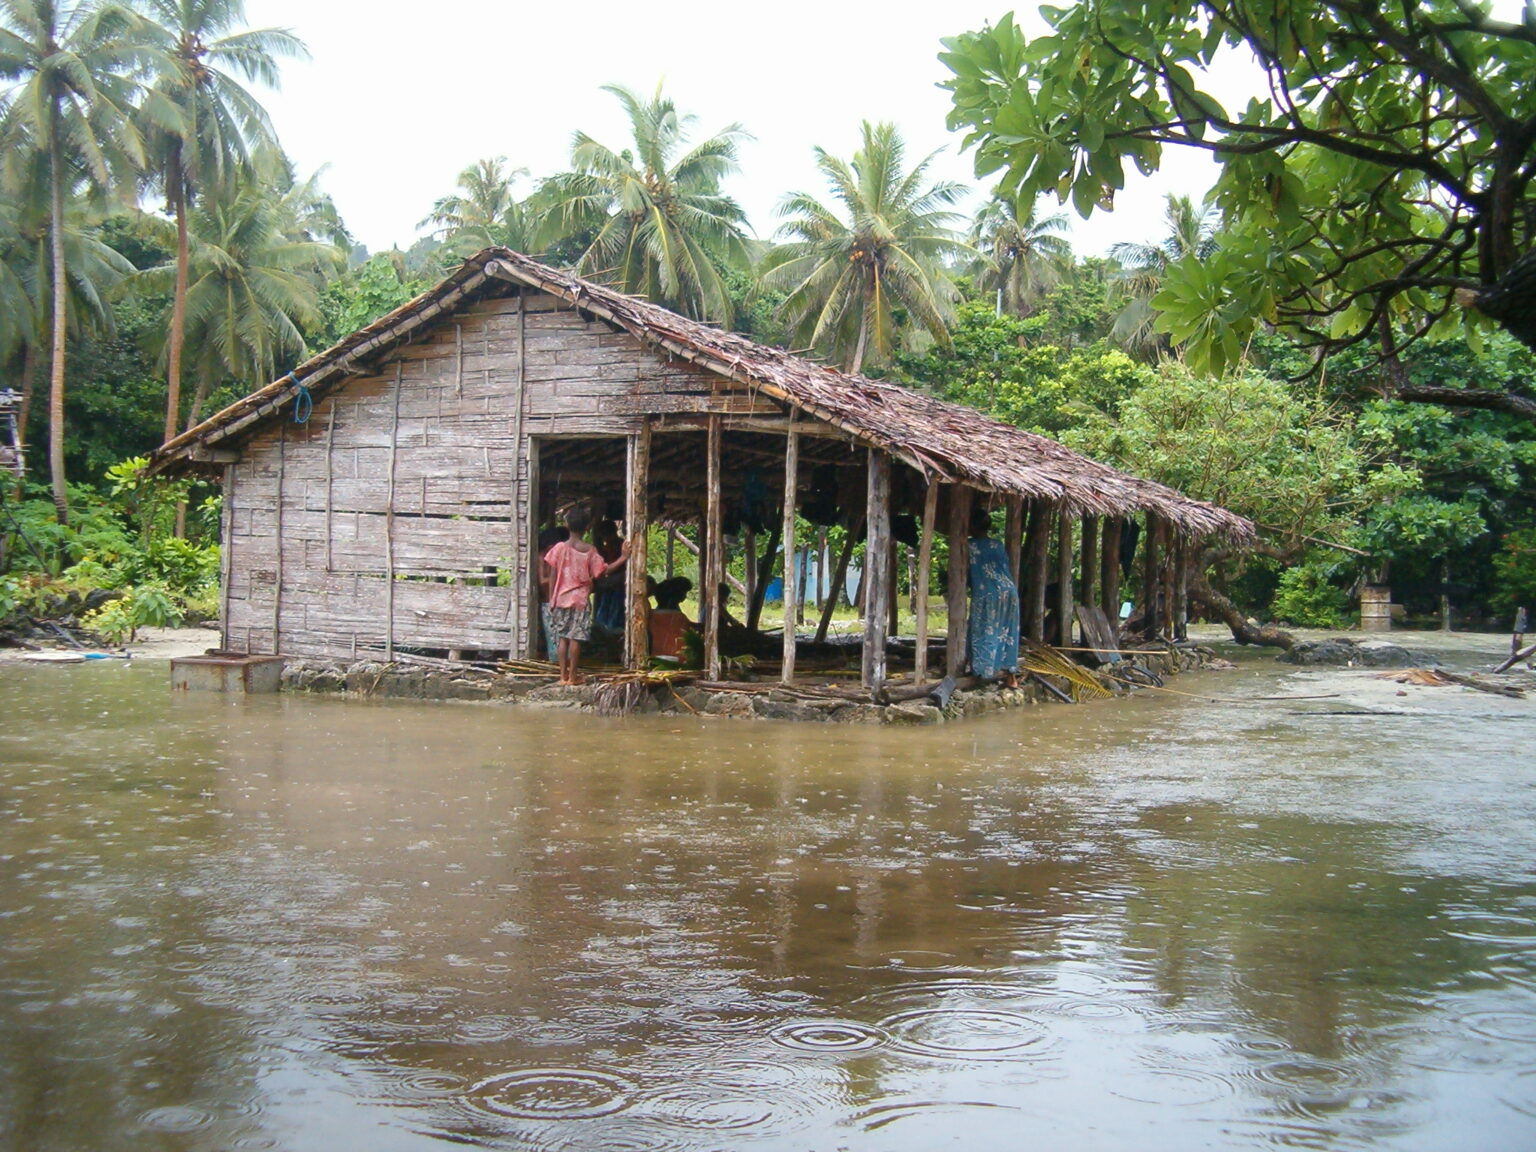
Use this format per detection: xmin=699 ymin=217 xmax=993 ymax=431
xmin=166 ymin=147 xmax=188 ymax=444
xmin=47 ymin=132 xmax=68 ymax=525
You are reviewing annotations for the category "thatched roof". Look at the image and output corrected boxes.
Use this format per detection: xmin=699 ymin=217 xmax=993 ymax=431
xmin=152 ymin=247 xmax=1253 ymax=541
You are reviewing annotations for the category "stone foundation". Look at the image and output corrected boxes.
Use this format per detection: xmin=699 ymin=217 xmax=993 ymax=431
xmin=281 ymin=644 xmax=1216 ymax=724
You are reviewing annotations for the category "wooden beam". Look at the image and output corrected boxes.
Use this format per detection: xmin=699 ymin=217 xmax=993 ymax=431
xmin=323 ymin=401 xmax=336 ymax=573
xmin=946 ymin=485 xmax=972 ymax=677
xmin=673 ymin=531 xmax=747 ymax=597
xmin=1055 ymin=507 xmax=1073 ymax=648
xmin=385 ymin=363 xmax=402 ymax=661
xmin=220 ymin=464 xmax=235 ymax=650
xmin=272 ymin=422 xmax=285 ymax=653
xmin=507 ymin=293 xmax=528 ymax=652
xmin=1004 ymin=495 xmax=1024 ymax=585
xmin=703 ymin=415 xmax=723 ymax=680
xmin=863 ymin=450 xmax=892 ymax=689
xmin=1143 ymin=513 xmax=1162 ymax=637
xmin=525 ymin=439 xmax=542 ymax=660
xmin=1173 ymin=531 xmax=1189 ymax=641
xmin=625 ymin=419 xmax=651 ymax=669
xmin=1080 ymin=514 xmax=1099 ymax=611
xmin=780 ymin=421 xmax=800 ymax=684
xmin=1024 ymin=500 xmax=1050 ymax=643
xmin=1102 ymin=516 xmax=1122 ymax=624
xmin=913 ymin=479 xmax=938 ymax=685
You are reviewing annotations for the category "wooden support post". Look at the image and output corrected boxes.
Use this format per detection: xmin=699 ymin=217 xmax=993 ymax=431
xmin=863 ymin=451 xmax=892 ymax=689
xmin=272 ymin=422 xmax=285 ymax=653
xmin=384 ymin=363 xmax=402 ymax=661
xmin=525 ymin=440 xmax=541 ymax=660
xmin=815 ymin=518 xmax=862 ymax=644
xmin=703 ymin=416 xmax=724 ymax=680
xmin=323 ymin=401 xmax=336 ymax=573
xmin=1056 ymin=507 xmax=1074 ymax=648
xmin=946 ymin=485 xmax=972 ymax=677
xmin=913 ymin=480 xmax=938 ymax=685
xmin=1173 ymin=532 xmax=1189 ymax=641
xmin=665 ymin=526 xmax=675 ymax=580
xmin=780 ymin=422 xmax=800 ymax=684
xmin=1143 ymin=513 xmax=1162 ymax=637
xmin=886 ymin=539 xmax=899 ymax=639
xmin=1024 ymin=500 xmax=1051 ymax=642
xmin=1004 ymin=495 xmax=1025 ymax=585
xmin=219 ymin=465 xmax=235 ymax=649
xmin=624 ymin=420 xmax=651 ymax=669
xmin=1080 ymin=514 xmax=1099 ymax=612
xmin=508 ymin=293 xmax=527 ymax=652
xmin=1102 ymin=516 xmax=1122 ymax=624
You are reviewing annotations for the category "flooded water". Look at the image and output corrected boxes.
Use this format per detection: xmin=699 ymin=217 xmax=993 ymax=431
xmin=3 ymin=639 xmax=1535 ymax=1151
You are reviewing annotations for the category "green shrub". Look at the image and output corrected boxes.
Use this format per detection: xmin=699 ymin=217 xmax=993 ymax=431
xmin=1270 ymin=563 xmax=1352 ymax=629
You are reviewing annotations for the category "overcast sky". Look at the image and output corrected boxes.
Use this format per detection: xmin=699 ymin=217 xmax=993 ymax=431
xmin=238 ymin=0 xmax=1251 ymax=258
xmin=240 ymin=1 xmax=1524 ymax=259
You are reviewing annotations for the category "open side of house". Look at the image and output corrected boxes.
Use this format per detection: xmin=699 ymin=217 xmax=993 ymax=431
xmin=150 ymin=248 xmax=1254 ymax=689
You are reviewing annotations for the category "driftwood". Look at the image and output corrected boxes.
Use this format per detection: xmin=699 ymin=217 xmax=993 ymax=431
xmin=1189 ymin=567 xmax=1297 ymax=650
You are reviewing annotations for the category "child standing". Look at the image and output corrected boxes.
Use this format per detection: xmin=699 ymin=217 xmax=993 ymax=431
xmin=541 ymin=507 xmax=629 ymax=685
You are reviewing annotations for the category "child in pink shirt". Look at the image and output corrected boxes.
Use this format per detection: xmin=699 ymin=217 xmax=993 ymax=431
xmin=540 ymin=506 xmax=629 ymax=685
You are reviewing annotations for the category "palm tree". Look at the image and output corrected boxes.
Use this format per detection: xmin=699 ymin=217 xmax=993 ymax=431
xmin=1107 ymin=193 xmax=1218 ymax=357
xmin=0 ymin=119 xmax=132 ymax=464
xmin=971 ymin=191 xmax=1070 ymax=318
xmin=134 ymin=163 xmax=342 ymax=426
xmin=420 ymin=156 xmax=538 ymax=263
xmin=131 ymin=0 xmax=305 ymax=443
xmin=536 ymin=83 xmax=752 ymax=323
xmin=0 ymin=0 xmax=145 ymax=521
xmin=762 ymin=121 xmax=968 ymax=374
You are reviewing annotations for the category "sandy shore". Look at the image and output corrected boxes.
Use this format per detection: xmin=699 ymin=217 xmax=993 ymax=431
xmin=0 ymin=625 xmax=219 ymax=664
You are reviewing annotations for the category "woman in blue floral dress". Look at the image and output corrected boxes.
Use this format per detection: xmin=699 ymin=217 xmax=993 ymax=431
xmin=966 ymin=505 xmax=1021 ymax=681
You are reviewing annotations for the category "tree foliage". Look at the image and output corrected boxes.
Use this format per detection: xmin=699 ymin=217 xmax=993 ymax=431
xmin=942 ymin=3 xmax=1536 ymax=377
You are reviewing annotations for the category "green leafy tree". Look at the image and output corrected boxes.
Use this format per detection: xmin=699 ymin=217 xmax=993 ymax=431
xmin=133 ymin=161 xmax=343 ymax=425
xmin=131 ymin=0 xmax=304 ymax=444
xmin=762 ymin=121 xmax=969 ymax=373
xmin=0 ymin=0 xmax=145 ymax=520
xmin=942 ymin=3 xmax=1536 ymax=411
xmin=316 ymin=252 xmax=426 ymax=346
xmin=970 ymin=189 xmax=1069 ymax=318
xmin=1107 ymin=193 xmax=1217 ymax=358
xmin=536 ymin=83 xmax=752 ymax=323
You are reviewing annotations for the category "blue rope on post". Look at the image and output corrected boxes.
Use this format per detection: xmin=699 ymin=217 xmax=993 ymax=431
xmin=284 ymin=373 xmax=312 ymax=425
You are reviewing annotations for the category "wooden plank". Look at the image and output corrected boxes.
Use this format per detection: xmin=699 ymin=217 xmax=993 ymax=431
xmin=220 ymin=464 xmax=235 ymax=649
xmin=324 ymin=400 xmax=336 ymax=572
xmin=507 ymin=293 xmax=527 ymax=644
xmin=1023 ymin=500 xmax=1050 ymax=643
xmin=781 ymin=421 xmax=800 ymax=684
xmin=524 ymin=439 xmax=542 ymax=659
xmin=385 ymin=363 xmax=402 ymax=660
xmin=1056 ymin=507 xmax=1073 ymax=648
xmin=703 ymin=415 xmax=723 ymax=680
xmin=273 ymin=423 xmax=286 ymax=650
xmin=625 ymin=419 xmax=651 ymax=669
xmin=913 ymin=479 xmax=938 ymax=685
xmin=946 ymin=485 xmax=972 ymax=677
xmin=863 ymin=451 xmax=892 ymax=689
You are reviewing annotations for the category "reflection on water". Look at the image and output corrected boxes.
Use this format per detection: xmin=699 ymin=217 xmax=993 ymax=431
xmin=2 ymin=648 xmax=1534 ymax=1151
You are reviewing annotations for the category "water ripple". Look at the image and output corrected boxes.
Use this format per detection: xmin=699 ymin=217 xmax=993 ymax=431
xmin=464 ymin=1068 xmax=635 ymax=1120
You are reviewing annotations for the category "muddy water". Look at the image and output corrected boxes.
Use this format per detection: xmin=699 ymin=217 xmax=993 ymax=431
xmin=3 ymin=644 xmax=1535 ymax=1151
